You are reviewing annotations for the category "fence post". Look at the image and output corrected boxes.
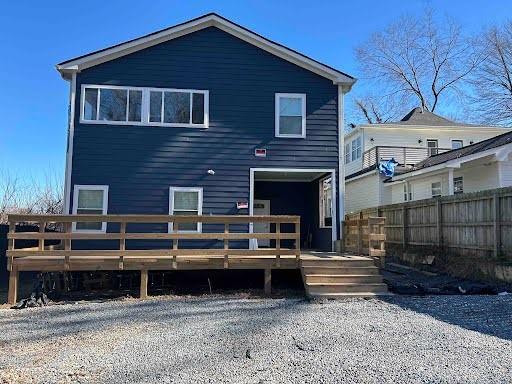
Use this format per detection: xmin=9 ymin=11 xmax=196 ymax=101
xmin=436 ymin=200 xmax=443 ymax=248
xmin=357 ymin=212 xmax=363 ymax=255
xmin=401 ymin=206 xmax=407 ymax=252
xmin=493 ymin=193 xmax=501 ymax=258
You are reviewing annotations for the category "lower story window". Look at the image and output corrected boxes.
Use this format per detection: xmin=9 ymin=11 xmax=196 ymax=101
xmin=454 ymin=176 xmax=464 ymax=194
xmin=319 ymin=177 xmax=332 ymax=228
xmin=169 ymin=187 xmax=203 ymax=232
xmin=431 ymin=182 xmax=442 ymax=197
xmin=72 ymin=185 xmax=109 ymax=232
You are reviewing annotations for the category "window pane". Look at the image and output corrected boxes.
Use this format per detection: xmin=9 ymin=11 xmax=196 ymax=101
xmin=84 ymin=88 xmax=98 ymax=120
xmin=164 ymin=92 xmax=190 ymax=124
xmin=279 ymin=116 xmax=302 ymax=135
xmin=279 ymin=97 xmax=302 ymax=116
xmin=192 ymin=93 xmax=205 ymax=124
xmin=174 ymin=211 xmax=198 ymax=231
xmin=128 ymin=90 xmax=142 ymax=122
xmin=77 ymin=190 xmax=104 ymax=209
xmin=174 ymin=191 xmax=198 ymax=210
xmin=76 ymin=222 xmax=103 ymax=231
xmin=150 ymin=91 xmax=162 ymax=122
xmin=322 ymin=178 xmax=332 ymax=227
xmin=452 ymin=140 xmax=463 ymax=149
xmin=98 ymin=88 xmax=127 ymax=121
xmin=76 ymin=208 xmax=103 ymax=230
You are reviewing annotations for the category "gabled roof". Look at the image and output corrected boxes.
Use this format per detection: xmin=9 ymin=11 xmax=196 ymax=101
xmin=56 ymin=13 xmax=356 ymax=86
xmin=396 ymin=107 xmax=469 ymax=127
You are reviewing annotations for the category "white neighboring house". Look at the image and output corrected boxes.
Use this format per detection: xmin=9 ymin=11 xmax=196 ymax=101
xmin=345 ymin=107 xmax=511 ymax=213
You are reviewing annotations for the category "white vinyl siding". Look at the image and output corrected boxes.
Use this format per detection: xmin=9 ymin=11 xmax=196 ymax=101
xmin=345 ymin=173 xmax=381 ymax=213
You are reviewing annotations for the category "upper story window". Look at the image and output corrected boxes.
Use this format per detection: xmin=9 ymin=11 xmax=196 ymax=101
xmin=451 ymin=140 xmax=463 ymax=149
xmin=275 ymin=93 xmax=306 ymax=138
xmin=344 ymin=143 xmax=351 ymax=164
xmin=427 ymin=139 xmax=439 ymax=156
xmin=351 ymin=136 xmax=362 ymax=161
xmin=81 ymin=85 xmax=209 ymax=128
xmin=431 ymin=181 xmax=442 ymax=197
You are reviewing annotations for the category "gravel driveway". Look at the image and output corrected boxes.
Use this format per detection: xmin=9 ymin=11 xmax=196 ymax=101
xmin=0 ymin=294 xmax=511 ymax=383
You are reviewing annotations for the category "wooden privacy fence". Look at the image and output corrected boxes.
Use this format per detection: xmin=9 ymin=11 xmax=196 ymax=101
xmin=343 ymin=215 xmax=386 ymax=265
xmin=6 ymin=214 xmax=301 ymax=304
xmin=346 ymin=187 xmax=512 ymax=259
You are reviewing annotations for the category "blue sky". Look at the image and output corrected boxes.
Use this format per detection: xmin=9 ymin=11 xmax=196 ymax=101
xmin=0 ymin=0 xmax=510 ymax=183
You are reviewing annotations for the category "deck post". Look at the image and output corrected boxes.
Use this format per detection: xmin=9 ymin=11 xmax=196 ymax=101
xmin=140 ymin=269 xmax=148 ymax=299
xmin=264 ymin=268 xmax=271 ymax=295
xmin=8 ymin=268 xmax=18 ymax=305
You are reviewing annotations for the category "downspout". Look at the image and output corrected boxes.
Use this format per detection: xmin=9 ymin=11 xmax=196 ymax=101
xmin=63 ymin=72 xmax=77 ymax=214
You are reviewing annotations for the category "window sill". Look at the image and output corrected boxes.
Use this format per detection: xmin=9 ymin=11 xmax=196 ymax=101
xmin=80 ymin=119 xmax=208 ymax=129
xmin=275 ymin=134 xmax=306 ymax=139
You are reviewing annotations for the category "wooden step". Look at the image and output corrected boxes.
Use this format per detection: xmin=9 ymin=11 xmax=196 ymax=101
xmin=300 ymin=266 xmax=380 ymax=275
xmin=306 ymin=283 xmax=389 ymax=295
xmin=300 ymin=259 xmax=375 ymax=268
xmin=308 ymin=292 xmax=393 ymax=299
xmin=304 ymin=274 xmax=383 ymax=284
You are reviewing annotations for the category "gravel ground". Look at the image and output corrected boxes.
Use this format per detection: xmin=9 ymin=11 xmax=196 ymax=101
xmin=0 ymin=294 xmax=511 ymax=384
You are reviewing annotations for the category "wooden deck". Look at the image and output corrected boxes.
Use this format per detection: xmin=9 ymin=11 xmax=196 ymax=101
xmin=5 ymin=214 xmax=387 ymax=304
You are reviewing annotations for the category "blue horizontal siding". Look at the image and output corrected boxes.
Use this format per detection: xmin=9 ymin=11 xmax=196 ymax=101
xmin=70 ymin=26 xmax=340 ymax=244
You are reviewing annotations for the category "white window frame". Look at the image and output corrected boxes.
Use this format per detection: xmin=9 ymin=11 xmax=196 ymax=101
xmin=319 ymin=176 xmax=333 ymax=228
xmin=351 ymin=136 xmax=361 ymax=161
xmin=427 ymin=139 xmax=439 ymax=156
xmin=403 ymin=183 xmax=413 ymax=201
xmin=344 ymin=143 xmax=351 ymax=164
xmin=275 ymin=93 xmax=306 ymax=138
xmin=168 ymin=187 xmax=203 ymax=233
xmin=451 ymin=139 xmax=463 ymax=149
xmin=454 ymin=176 xmax=464 ymax=194
xmin=431 ymin=181 xmax=442 ymax=197
xmin=80 ymin=84 xmax=209 ymax=128
xmin=72 ymin=185 xmax=109 ymax=233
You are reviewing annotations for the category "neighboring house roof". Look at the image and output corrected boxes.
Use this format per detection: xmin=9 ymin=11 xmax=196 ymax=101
xmin=396 ymin=107 xmax=470 ymax=127
xmin=388 ymin=130 xmax=512 ymax=182
xmin=56 ymin=13 xmax=356 ymax=87
xmin=410 ymin=130 xmax=512 ymax=170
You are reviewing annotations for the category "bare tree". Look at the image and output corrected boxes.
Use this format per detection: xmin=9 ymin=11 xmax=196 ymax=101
xmin=470 ymin=21 xmax=512 ymax=126
xmin=354 ymin=9 xmax=481 ymax=121
xmin=0 ymin=170 xmax=63 ymax=224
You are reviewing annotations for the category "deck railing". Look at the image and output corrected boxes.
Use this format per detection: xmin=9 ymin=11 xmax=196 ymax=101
xmin=343 ymin=215 xmax=386 ymax=267
xmin=6 ymin=214 xmax=301 ymax=303
xmin=362 ymin=146 xmax=451 ymax=169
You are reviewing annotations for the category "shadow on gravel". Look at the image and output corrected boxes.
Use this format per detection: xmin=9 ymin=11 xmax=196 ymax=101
xmin=0 ymin=296 xmax=308 ymax=347
xmin=380 ymin=295 xmax=512 ymax=341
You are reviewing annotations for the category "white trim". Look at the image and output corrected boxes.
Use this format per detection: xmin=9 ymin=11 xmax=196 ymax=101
xmin=448 ymin=168 xmax=455 ymax=195
xmin=80 ymin=84 xmax=209 ymax=128
xmin=391 ymin=143 xmax=512 ymax=182
xmin=72 ymin=185 xmax=109 ymax=233
xmin=351 ymin=124 xmax=511 ymax=132
xmin=338 ymin=85 xmax=345 ymax=240
xmin=249 ymin=167 xmax=337 ymax=251
xmin=319 ymin=175 xmax=333 ymax=229
xmin=56 ymin=14 xmax=355 ymax=86
xmin=168 ymin=187 xmax=203 ymax=233
xmin=63 ymin=73 xmax=76 ymax=214
xmin=275 ymin=93 xmax=306 ymax=138
xmin=451 ymin=139 xmax=464 ymax=150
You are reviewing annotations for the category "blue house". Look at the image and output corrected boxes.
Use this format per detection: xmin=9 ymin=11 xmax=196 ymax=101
xmin=56 ymin=13 xmax=356 ymax=252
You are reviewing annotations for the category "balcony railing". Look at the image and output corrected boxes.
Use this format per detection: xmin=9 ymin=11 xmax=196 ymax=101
xmin=362 ymin=146 xmax=451 ymax=169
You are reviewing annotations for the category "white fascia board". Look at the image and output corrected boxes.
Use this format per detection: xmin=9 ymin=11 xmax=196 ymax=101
xmin=56 ymin=14 xmax=355 ymax=86
xmin=390 ymin=145 xmax=511 ymax=182
xmin=357 ymin=124 xmax=511 ymax=133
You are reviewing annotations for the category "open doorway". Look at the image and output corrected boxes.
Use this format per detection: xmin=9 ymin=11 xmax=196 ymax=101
xmin=250 ymin=168 xmax=337 ymax=251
